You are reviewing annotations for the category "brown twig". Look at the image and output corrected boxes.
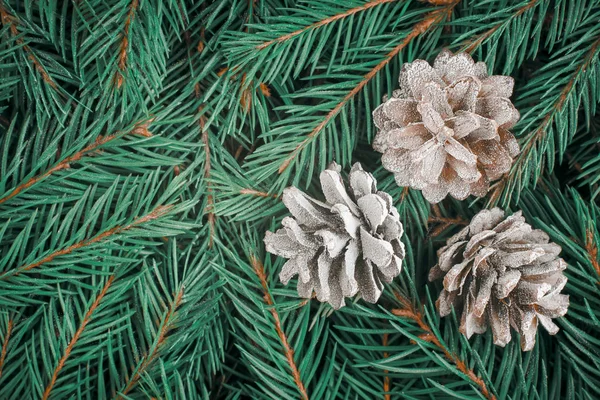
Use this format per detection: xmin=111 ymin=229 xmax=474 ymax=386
xmin=399 ymin=187 xmax=410 ymax=202
xmin=216 ymin=67 xmax=270 ymax=111
xmin=0 ymin=319 xmax=13 ymax=379
xmin=202 ymin=128 xmax=216 ymax=246
xmin=585 ymin=229 xmax=600 ymax=278
xmin=462 ymin=0 xmax=539 ymax=53
xmin=0 ymin=120 xmax=152 ymax=206
xmin=391 ymin=294 xmax=496 ymax=400
xmin=239 ymin=188 xmax=278 ymax=198
xmin=114 ymin=0 xmax=139 ymax=88
xmin=488 ymin=35 xmax=600 ymax=205
xmin=0 ymin=204 xmax=172 ymax=281
xmin=428 ymin=216 xmax=468 ymax=225
xmin=278 ymin=1 xmax=459 ymax=173
xmin=382 ymin=333 xmax=391 ymax=400
xmin=250 ymin=255 xmax=309 ymax=400
xmin=42 ymin=276 xmax=116 ymax=400
xmin=428 ymin=216 xmax=468 ymax=238
xmin=195 ymin=83 xmax=216 ymax=247
xmin=245 ymin=0 xmax=257 ymax=33
xmin=0 ymin=1 xmax=58 ymax=89
xmin=256 ymin=0 xmax=398 ymax=50
xmin=114 ymin=287 xmax=184 ymax=399
xmin=240 ymin=73 xmax=270 ymax=111
xmin=428 ymin=205 xmax=468 ymax=238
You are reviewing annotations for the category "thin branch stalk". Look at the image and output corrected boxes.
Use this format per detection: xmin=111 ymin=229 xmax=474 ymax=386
xmin=0 ymin=204 xmax=172 ymax=280
xmin=250 ymin=255 xmax=309 ymax=400
xmin=0 ymin=319 xmax=13 ymax=379
xmin=392 ymin=294 xmax=496 ymax=400
xmin=114 ymin=287 xmax=185 ymax=399
xmin=0 ymin=120 xmax=152 ymax=206
xmin=42 ymin=276 xmax=116 ymax=400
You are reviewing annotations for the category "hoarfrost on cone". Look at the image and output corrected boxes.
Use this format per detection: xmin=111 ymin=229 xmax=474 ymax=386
xmin=265 ymin=162 xmax=405 ymax=309
xmin=373 ymin=50 xmax=520 ymax=203
xmin=429 ymin=208 xmax=569 ymax=351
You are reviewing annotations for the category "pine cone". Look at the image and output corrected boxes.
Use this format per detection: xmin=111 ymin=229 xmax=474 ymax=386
xmin=373 ymin=50 xmax=520 ymax=203
xmin=264 ymin=162 xmax=405 ymax=309
xmin=429 ymin=208 xmax=569 ymax=351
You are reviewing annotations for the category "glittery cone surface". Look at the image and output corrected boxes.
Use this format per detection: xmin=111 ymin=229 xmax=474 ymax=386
xmin=429 ymin=208 xmax=569 ymax=351
xmin=264 ymin=162 xmax=405 ymax=309
xmin=373 ymin=50 xmax=520 ymax=203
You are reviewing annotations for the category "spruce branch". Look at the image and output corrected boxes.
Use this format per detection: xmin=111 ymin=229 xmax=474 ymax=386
xmin=488 ymin=33 xmax=600 ymax=206
xmin=202 ymin=129 xmax=216 ymax=247
xmin=226 ymin=0 xmax=406 ymax=83
xmin=41 ymin=276 xmax=116 ymax=400
xmin=392 ymin=293 xmax=496 ymax=400
xmin=114 ymin=0 xmax=140 ymax=89
xmin=114 ymin=286 xmax=185 ymax=399
xmin=0 ymin=204 xmax=173 ymax=281
xmin=255 ymin=0 xmax=398 ymax=51
xmin=0 ymin=0 xmax=59 ymax=90
xmin=210 ymin=153 xmax=283 ymax=222
xmin=277 ymin=2 xmax=459 ymax=174
xmin=215 ymin=66 xmax=271 ymax=111
xmin=250 ymin=255 xmax=309 ymax=400
xmin=427 ymin=205 xmax=469 ymax=238
xmin=460 ymin=0 xmax=539 ymax=54
xmin=0 ymin=119 xmax=153 ymax=206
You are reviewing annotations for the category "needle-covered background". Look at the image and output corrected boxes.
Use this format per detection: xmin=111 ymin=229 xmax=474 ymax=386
xmin=0 ymin=0 xmax=599 ymax=399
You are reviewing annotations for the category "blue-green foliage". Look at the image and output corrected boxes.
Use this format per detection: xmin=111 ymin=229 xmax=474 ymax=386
xmin=0 ymin=0 xmax=599 ymax=398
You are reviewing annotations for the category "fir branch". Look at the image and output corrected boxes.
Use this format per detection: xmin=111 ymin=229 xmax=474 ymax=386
xmin=41 ymin=276 xmax=116 ymax=400
xmin=0 ymin=0 xmax=59 ymax=90
xmin=488 ymin=33 xmax=600 ymax=206
xmin=250 ymin=255 xmax=309 ymax=400
xmin=460 ymin=0 xmax=539 ymax=54
xmin=114 ymin=0 xmax=140 ymax=89
xmin=0 ymin=204 xmax=173 ymax=281
xmin=392 ymin=294 xmax=496 ymax=400
xmin=0 ymin=119 xmax=152 ymax=205
xmin=255 ymin=0 xmax=398 ymax=51
xmin=0 ymin=318 xmax=12 ymax=379
xmin=115 ymin=286 xmax=185 ymax=399
xmin=277 ymin=1 xmax=459 ymax=173
xmin=210 ymin=152 xmax=284 ymax=221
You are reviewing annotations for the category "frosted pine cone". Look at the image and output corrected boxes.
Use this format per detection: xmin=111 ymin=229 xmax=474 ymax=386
xmin=264 ymin=162 xmax=405 ymax=309
xmin=429 ymin=208 xmax=569 ymax=351
xmin=373 ymin=50 xmax=520 ymax=203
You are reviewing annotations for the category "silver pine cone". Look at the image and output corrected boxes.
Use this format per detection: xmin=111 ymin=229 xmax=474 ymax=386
xmin=372 ymin=50 xmax=520 ymax=203
xmin=264 ymin=162 xmax=405 ymax=309
xmin=429 ymin=208 xmax=569 ymax=351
